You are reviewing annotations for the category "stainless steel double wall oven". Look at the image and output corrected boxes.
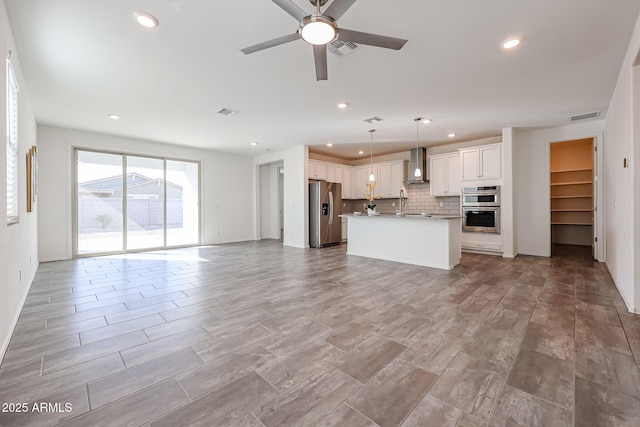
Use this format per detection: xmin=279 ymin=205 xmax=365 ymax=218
xmin=461 ymin=186 xmax=501 ymax=233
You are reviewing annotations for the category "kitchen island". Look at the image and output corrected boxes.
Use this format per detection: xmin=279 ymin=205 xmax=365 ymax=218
xmin=341 ymin=214 xmax=462 ymax=270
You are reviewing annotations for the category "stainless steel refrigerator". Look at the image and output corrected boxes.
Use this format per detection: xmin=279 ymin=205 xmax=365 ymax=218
xmin=309 ymin=181 xmax=342 ymax=248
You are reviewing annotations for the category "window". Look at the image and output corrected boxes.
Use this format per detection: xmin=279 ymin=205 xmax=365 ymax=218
xmin=6 ymin=57 xmax=19 ymax=225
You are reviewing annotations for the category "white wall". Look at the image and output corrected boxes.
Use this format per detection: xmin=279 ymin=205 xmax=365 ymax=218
xmin=0 ymin=0 xmax=39 ymax=361
xmin=37 ymin=125 xmax=255 ymax=261
xmin=514 ymin=121 xmax=605 ymax=258
xmin=604 ymin=11 xmax=640 ymax=313
xmin=254 ymin=145 xmax=308 ymax=248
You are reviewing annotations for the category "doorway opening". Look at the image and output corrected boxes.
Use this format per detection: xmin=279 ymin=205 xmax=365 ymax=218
xmin=278 ymin=166 xmax=284 ymax=241
xmin=549 ymin=138 xmax=595 ymax=257
xmin=258 ymin=161 xmax=284 ymax=243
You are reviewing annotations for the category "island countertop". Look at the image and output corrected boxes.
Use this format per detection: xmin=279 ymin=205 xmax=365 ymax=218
xmin=339 ymin=213 xmax=461 ymax=220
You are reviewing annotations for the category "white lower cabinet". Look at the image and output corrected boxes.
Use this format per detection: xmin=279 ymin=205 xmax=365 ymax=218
xmin=461 ymin=232 xmax=502 ymax=253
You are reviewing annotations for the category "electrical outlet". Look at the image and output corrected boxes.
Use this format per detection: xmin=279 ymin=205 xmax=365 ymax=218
xmin=439 ymin=202 xmax=444 ymax=207
xmin=392 ymin=202 xmax=396 ymax=207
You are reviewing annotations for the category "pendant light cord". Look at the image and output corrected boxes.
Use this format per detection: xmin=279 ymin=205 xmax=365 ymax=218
xmin=369 ymin=129 xmax=376 ymax=173
xmin=368 ymin=129 xmax=376 ymax=182
xmin=414 ymin=118 xmax=422 ymax=178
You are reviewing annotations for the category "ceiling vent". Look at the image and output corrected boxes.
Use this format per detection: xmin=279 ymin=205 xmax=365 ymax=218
xmin=569 ymin=111 xmax=600 ymax=122
xmin=363 ymin=116 xmax=383 ymax=124
xmin=328 ymin=40 xmax=358 ymax=57
xmin=217 ymin=108 xmax=239 ymax=116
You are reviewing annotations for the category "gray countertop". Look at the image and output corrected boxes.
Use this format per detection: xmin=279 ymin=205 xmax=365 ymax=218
xmin=339 ymin=213 xmax=462 ymax=220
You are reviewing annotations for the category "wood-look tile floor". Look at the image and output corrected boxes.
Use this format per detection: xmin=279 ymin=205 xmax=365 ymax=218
xmin=1 ymin=241 xmax=640 ymax=426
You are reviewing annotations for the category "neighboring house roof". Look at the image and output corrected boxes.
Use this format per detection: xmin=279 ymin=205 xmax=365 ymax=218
xmin=79 ymin=173 xmax=183 ymax=196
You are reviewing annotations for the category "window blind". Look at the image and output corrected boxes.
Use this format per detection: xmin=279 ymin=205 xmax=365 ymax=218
xmin=6 ymin=58 xmax=19 ymax=225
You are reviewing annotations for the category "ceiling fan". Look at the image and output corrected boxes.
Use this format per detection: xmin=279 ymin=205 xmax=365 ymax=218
xmin=240 ymin=0 xmax=408 ymax=81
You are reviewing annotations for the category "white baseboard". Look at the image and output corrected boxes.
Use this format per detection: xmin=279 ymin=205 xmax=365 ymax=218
xmin=605 ymin=261 xmax=638 ymax=314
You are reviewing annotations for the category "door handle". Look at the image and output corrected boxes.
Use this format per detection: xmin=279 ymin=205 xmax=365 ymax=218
xmin=328 ymin=191 xmax=333 ymax=225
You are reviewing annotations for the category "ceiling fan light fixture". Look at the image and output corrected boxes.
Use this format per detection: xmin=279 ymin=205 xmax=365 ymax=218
xmin=300 ymin=14 xmax=337 ymax=45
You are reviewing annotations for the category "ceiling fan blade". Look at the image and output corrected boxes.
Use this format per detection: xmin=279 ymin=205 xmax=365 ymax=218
xmin=338 ymin=28 xmax=408 ymax=50
xmin=324 ymin=0 xmax=357 ymax=20
xmin=313 ymin=45 xmax=328 ymax=81
xmin=240 ymin=33 xmax=300 ymax=55
xmin=272 ymin=0 xmax=307 ymax=21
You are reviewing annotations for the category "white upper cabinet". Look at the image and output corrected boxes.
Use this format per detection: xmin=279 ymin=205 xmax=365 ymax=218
xmin=307 ymin=159 xmax=406 ymax=199
xmin=326 ymin=163 xmax=336 ymax=182
xmin=459 ymin=144 xmax=502 ymax=182
xmin=341 ymin=166 xmax=352 ymax=198
xmin=429 ymin=153 xmax=461 ymax=196
xmin=308 ymin=160 xmax=328 ymax=180
xmin=377 ymin=161 xmax=407 ymax=198
xmin=354 ymin=164 xmax=378 ymax=198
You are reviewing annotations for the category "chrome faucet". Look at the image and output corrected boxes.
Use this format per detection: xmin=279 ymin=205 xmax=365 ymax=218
xmin=399 ymin=189 xmax=405 ymax=213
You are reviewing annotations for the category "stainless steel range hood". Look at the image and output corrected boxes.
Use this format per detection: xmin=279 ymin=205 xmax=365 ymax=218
xmin=406 ymin=147 xmax=428 ymax=184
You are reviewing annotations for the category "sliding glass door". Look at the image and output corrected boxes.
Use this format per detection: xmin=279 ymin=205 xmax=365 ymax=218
xmin=75 ymin=149 xmax=200 ymax=256
xmin=126 ymin=156 xmax=165 ymax=250
xmin=76 ymin=151 xmax=125 ymax=254
xmin=166 ymin=160 xmax=199 ymax=246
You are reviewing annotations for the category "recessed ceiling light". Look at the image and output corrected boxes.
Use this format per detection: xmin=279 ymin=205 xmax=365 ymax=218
xmin=134 ymin=12 xmax=159 ymax=28
xmin=326 ymin=143 xmax=333 ymax=147
xmin=358 ymin=150 xmax=364 ymax=155
xmin=337 ymin=102 xmax=348 ymax=109
xmin=108 ymin=114 xmax=120 ymax=120
xmin=448 ymin=133 xmax=456 ymax=138
xmin=250 ymin=142 xmax=258 ymax=146
xmin=422 ymin=119 xmax=432 ymax=124
xmin=501 ymin=37 xmax=521 ymax=49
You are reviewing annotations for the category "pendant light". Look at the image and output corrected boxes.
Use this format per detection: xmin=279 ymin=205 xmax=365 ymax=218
xmin=414 ymin=117 xmax=422 ymax=178
xmin=368 ymin=129 xmax=376 ymax=182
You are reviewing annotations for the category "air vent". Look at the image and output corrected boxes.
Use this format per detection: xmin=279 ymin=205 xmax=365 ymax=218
xmin=328 ymin=40 xmax=358 ymax=57
xmin=363 ymin=116 xmax=383 ymax=124
xmin=217 ymin=108 xmax=239 ymax=116
xmin=569 ymin=111 xmax=600 ymax=122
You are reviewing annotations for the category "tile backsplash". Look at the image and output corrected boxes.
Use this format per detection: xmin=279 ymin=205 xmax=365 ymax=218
xmin=342 ymin=182 xmax=460 ymax=215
